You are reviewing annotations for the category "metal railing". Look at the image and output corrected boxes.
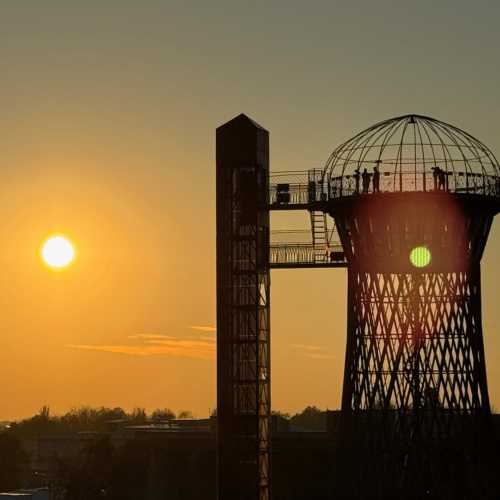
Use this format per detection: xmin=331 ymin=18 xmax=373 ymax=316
xmin=270 ymin=243 xmax=346 ymax=268
xmin=269 ymin=170 xmax=325 ymax=208
xmin=327 ymin=171 xmax=500 ymax=198
xmin=269 ymin=170 xmax=500 ymax=208
xmin=269 ymin=183 xmax=312 ymax=206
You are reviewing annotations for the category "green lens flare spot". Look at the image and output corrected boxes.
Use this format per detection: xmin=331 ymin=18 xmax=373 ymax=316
xmin=410 ymin=246 xmax=431 ymax=268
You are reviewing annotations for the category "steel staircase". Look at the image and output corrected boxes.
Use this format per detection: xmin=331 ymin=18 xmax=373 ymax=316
xmin=310 ymin=211 xmax=329 ymax=263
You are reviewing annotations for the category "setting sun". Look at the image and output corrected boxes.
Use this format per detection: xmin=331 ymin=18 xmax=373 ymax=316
xmin=41 ymin=235 xmax=75 ymax=269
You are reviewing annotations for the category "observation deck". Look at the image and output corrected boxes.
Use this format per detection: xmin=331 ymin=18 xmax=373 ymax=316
xmin=268 ymin=169 xmax=500 ymax=269
xmin=268 ymin=170 xmax=347 ymax=269
xmin=268 ymin=115 xmax=500 ymax=269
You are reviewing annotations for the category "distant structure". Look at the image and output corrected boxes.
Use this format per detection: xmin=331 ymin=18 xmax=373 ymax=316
xmin=216 ymin=114 xmax=500 ymax=499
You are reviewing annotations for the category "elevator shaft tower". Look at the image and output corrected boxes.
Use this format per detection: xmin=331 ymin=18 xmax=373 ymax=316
xmin=216 ymin=115 xmax=271 ymax=500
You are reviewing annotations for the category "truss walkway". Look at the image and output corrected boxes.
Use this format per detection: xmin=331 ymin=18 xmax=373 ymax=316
xmin=269 ymin=170 xmax=323 ymax=210
xmin=267 ymin=167 xmax=500 ymax=269
xmin=267 ymin=171 xmax=346 ymax=268
xmin=270 ymin=243 xmax=346 ymax=269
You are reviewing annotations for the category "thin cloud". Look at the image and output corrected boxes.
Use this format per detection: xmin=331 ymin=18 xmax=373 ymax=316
xmin=68 ymin=336 xmax=215 ymax=360
xmin=291 ymin=344 xmax=322 ymax=352
xmin=127 ymin=334 xmax=175 ymax=340
xmin=305 ymin=352 xmax=335 ymax=360
xmin=291 ymin=343 xmax=334 ymax=360
xmin=190 ymin=325 xmax=216 ymax=333
xmin=144 ymin=337 xmax=215 ymax=344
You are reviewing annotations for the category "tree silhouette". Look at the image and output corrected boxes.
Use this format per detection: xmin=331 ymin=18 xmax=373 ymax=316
xmin=289 ymin=406 xmax=326 ymax=431
xmin=151 ymin=408 xmax=175 ymax=421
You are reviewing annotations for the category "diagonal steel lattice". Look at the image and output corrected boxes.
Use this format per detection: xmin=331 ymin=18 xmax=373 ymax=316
xmin=343 ymin=268 xmax=489 ymax=415
xmin=329 ymin=190 xmax=499 ymax=498
xmin=335 ymin=265 xmax=494 ymax=498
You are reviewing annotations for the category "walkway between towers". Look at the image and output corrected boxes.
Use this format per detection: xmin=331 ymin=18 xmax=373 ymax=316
xmin=269 ymin=169 xmax=347 ymax=269
xmin=268 ymin=167 xmax=500 ymax=269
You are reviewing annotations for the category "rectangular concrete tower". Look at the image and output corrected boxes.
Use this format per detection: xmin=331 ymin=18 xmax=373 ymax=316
xmin=216 ymin=114 xmax=271 ymax=500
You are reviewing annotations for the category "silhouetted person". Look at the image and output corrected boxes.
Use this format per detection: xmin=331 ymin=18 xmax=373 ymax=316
xmin=361 ymin=168 xmax=371 ymax=194
xmin=438 ymin=168 xmax=446 ymax=191
xmin=353 ymin=168 xmax=360 ymax=194
xmin=432 ymin=166 xmax=439 ymax=190
xmin=373 ymin=166 xmax=380 ymax=193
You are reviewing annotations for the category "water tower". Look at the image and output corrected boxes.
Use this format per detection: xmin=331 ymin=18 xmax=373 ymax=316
xmin=321 ymin=115 xmax=500 ymax=497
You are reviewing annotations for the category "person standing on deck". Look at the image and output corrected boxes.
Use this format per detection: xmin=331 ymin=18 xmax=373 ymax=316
xmin=432 ymin=166 xmax=439 ymax=190
xmin=353 ymin=168 xmax=361 ymax=194
xmin=362 ymin=168 xmax=371 ymax=194
xmin=373 ymin=165 xmax=380 ymax=193
xmin=438 ymin=168 xmax=446 ymax=190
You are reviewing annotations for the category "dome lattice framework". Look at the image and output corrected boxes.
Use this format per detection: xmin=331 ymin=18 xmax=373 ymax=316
xmin=323 ymin=114 xmax=500 ymax=198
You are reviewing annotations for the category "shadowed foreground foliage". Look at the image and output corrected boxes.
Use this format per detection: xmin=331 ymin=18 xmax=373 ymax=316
xmin=0 ymin=432 xmax=29 ymax=492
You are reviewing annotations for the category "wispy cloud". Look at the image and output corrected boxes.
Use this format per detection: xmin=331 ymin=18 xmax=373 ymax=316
xmin=68 ymin=335 xmax=215 ymax=360
xmin=291 ymin=343 xmax=334 ymax=360
xmin=304 ymin=352 xmax=335 ymax=360
xmin=291 ymin=344 xmax=322 ymax=352
xmin=127 ymin=334 xmax=175 ymax=340
xmin=189 ymin=325 xmax=216 ymax=333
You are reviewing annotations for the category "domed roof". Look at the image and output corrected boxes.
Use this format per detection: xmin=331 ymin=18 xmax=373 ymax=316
xmin=323 ymin=114 xmax=499 ymax=197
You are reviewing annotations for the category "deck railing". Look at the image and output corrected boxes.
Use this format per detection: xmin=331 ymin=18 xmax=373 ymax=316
xmin=269 ymin=243 xmax=346 ymax=268
xmin=327 ymin=171 xmax=500 ymax=198
xmin=269 ymin=171 xmax=500 ymax=208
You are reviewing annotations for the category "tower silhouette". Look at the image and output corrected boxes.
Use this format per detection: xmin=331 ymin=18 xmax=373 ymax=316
xmin=322 ymin=115 xmax=499 ymax=498
xmin=216 ymin=114 xmax=500 ymax=499
xmin=216 ymin=115 xmax=270 ymax=500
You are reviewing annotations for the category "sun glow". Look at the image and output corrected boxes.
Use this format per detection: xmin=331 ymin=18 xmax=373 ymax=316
xmin=41 ymin=235 xmax=75 ymax=269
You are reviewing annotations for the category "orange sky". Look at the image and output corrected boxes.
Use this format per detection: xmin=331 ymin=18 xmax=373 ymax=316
xmin=1 ymin=2 xmax=500 ymax=420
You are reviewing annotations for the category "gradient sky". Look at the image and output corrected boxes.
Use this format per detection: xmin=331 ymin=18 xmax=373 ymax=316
xmin=1 ymin=1 xmax=500 ymax=420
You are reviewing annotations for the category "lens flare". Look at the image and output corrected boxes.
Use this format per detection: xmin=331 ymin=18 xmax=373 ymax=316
xmin=409 ymin=246 xmax=431 ymax=268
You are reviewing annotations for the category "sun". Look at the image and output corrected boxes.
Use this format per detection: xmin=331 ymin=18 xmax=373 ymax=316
xmin=41 ymin=235 xmax=75 ymax=269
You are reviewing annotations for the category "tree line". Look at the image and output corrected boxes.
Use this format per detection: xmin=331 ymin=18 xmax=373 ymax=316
xmin=4 ymin=405 xmax=329 ymax=438
xmin=5 ymin=406 xmax=195 ymax=438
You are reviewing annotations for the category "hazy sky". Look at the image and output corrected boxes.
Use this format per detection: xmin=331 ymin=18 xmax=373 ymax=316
xmin=1 ymin=1 xmax=500 ymax=420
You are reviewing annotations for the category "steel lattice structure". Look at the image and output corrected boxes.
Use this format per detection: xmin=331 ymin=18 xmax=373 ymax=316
xmin=216 ymin=113 xmax=500 ymax=499
xmin=343 ymin=268 xmax=488 ymax=411
xmin=326 ymin=116 xmax=500 ymax=499
xmin=216 ymin=115 xmax=271 ymax=500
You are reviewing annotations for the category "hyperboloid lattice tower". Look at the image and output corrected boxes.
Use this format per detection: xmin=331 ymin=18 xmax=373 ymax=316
xmin=322 ymin=115 xmax=500 ymax=498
